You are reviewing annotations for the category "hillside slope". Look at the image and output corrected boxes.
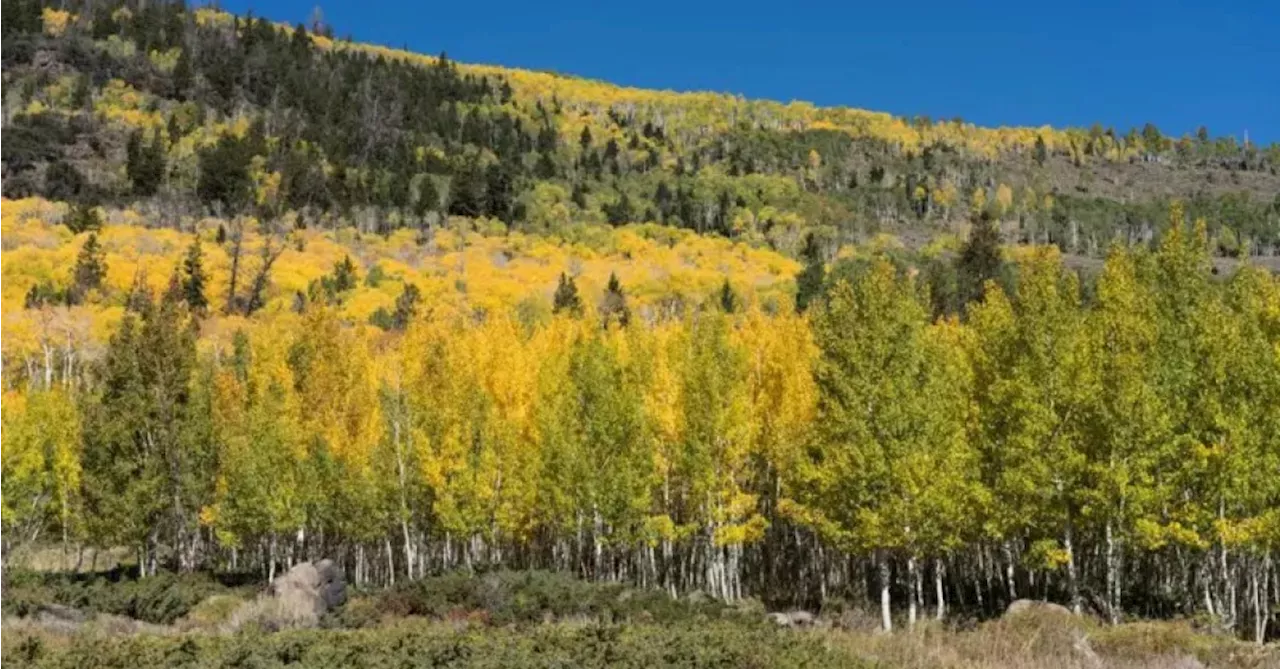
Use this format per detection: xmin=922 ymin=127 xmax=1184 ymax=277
xmin=4 ymin=0 xmax=1279 ymax=260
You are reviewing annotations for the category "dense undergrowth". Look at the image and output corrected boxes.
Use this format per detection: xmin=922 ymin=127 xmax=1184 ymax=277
xmin=1 ymin=568 xmax=256 ymax=624
xmin=3 ymin=569 xmax=1275 ymax=669
xmin=4 ymin=621 xmax=864 ymax=669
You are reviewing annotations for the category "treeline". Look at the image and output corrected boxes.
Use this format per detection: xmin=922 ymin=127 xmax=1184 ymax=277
xmin=4 ymin=0 xmax=1279 ymax=257
xmin=3 ymin=204 xmax=1277 ymax=640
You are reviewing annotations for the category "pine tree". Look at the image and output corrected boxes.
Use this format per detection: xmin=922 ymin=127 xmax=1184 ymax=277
xmin=333 ymin=255 xmax=358 ymax=293
xmin=65 ymin=203 xmax=103 ymax=234
xmin=553 ymin=272 xmax=583 ymax=317
xmin=171 ymin=47 xmax=193 ymax=100
xmin=447 ymin=163 xmax=485 ymax=217
xmin=718 ymin=278 xmax=739 ymax=313
xmin=956 ymin=211 xmax=1004 ymax=309
xmin=600 ymin=272 xmax=630 ymax=328
xmin=1034 ymin=135 xmax=1048 ymax=166
xmin=392 ymin=282 xmax=421 ymax=329
xmin=415 ymin=176 xmax=440 ymax=218
xmin=794 ymin=234 xmax=826 ymax=313
xmin=606 ymin=192 xmax=633 ymax=226
xmin=141 ymin=128 xmax=166 ymax=195
xmin=83 ymin=278 xmax=203 ymax=574
xmin=181 ymin=238 xmax=208 ymax=313
xmin=71 ymin=233 xmax=108 ymax=302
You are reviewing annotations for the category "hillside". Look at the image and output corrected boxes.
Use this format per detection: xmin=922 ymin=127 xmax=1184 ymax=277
xmin=2 ymin=0 xmax=1279 ymax=649
xmin=4 ymin=0 xmax=1279 ymax=260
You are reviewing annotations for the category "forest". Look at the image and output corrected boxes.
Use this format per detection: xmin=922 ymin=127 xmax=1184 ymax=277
xmin=1 ymin=0 xmax=1279 ymax=657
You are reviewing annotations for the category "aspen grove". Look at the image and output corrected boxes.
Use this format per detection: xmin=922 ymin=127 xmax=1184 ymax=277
xmin=3 ymin=0 xmax=1280 ymax=645
xmin=3 ymin=198 xmax=1278 ymax=641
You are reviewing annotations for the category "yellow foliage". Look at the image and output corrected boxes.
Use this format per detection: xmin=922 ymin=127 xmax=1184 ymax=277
xmin=42 ymin=7 xmax=72 ymax=36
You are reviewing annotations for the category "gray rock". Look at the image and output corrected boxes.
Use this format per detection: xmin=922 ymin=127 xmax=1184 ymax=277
xmin=767 ymin=610 xmax=817 ymax=628
xmin=267 ymin=559 xmax=348 ymax=620
xmin=1005 ymin=598 xmax=1074 ymax=618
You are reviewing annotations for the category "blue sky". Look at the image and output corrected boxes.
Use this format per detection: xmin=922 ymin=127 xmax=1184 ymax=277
xmin=218 ymin=0 xmax=1280 ymax=144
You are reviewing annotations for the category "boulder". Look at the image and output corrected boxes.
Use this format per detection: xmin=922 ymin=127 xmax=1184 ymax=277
xmin=1004 ymin=599 xmax=1100 ymax=669
xmin=264 ymin=557 xmax=348 ymax=621
xmin=767 ymin=610 xmax=817 ymax=628
xmin=1005 ymin=598 xmax=1074 ymax=618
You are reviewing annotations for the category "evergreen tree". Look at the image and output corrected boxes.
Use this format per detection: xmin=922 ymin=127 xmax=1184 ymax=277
xmin=794 ymin=234 xmax=826 ymax=313
xmin=606 ymin=192 xmax=633 ymax=226
xmin=553 ymin=272 xmax=583 ymax=316
xmin=332 ymin=254 xmax=358 ymax=292
xmin=171 ymin=47 xmax=193 ymax=100
xmin=392 ymin=282 xmax=421 ymax=329
xmin=197 ymin=135 xmax=255 ymax=211
xmin=718 ymin=278 xmax=739 ymax=313
xmin=125 ymin=129 xmax=165 ymax=196
xmin=71 ymin=233 xmax=108 ymax=301
xmin=1034 ymin=135 xmax=1048 ymax=166
xmin=124 ymin=269 xmax=156 ymax=314
xmin=44 ymin=161 xmax=87 ymax=200
xmin=447 ymin=163 xmax=485 ymax=217
xmin=956 ymin=211 xmax=1005 ymax=309
xmin=484 ymin=163 xmax=514 ymax=221
xmin=600 ymin=272 xmax=630 ymax=327
xmin=83 ymin=278 xmax=205 ymax=574
xmin=181 ymin=238 xmax=208 ymax=313
xmin=65 ymin=202 xmax=103 ymax=234
xmin=415 ymin=176 xmax=440 ymax=218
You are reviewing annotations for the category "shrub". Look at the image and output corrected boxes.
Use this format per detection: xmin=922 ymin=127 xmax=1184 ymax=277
xmin=345 ymin=569 xmax=738 ymax=627
xmin=0 ymin=620 xmax=865 ymax=669
xmin=1 ymin=569 xmax=252 ymax=625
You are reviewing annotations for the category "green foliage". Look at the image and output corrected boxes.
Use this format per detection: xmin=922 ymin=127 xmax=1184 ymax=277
xmin=81 ymin=283 xmax=207 ymax=569
xmin=70 ymin=233 xmax=107 ymax=301
xmin=126 ymin=129 xmax=166 ymax=197
xmin=599 ymin=272 xmax=630 ymax=327
xmin=1 ymin=569 xmax=247 ymax=625
xmin=956 ymin=212 xmax=1006 ymax=310
xmin=311 ymin=254 xmax=360 ymax=304
xmin=64 ymin=202 xmax=102 ymax=234
xmin=351 ymin=570 xmax=735 ymax=627
xmin=370 ymin=282 xmax=421 ymax=331
xmin=718 ymin=278 xmax=739 ymax=313
xmin=181 ymin=238 xmax=208 ymax=313
xmin=794 ymin=233 xmax=826 ymax=313
xmin=1 ymin=619 xmax=862 ymax=669
xmin=196 ymin=133 xmax=259 ymax=212
xmin=552 ymin=272 xmax=583 ymax=316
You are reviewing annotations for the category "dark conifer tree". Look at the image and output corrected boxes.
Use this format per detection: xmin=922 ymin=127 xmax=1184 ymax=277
xmin=553 ymin=272 xmax=583 ymax=317
xmin=181 ymin=238 xmax=208 ymax=313
xmin=600 ymin=272 xmax=631 ymax=328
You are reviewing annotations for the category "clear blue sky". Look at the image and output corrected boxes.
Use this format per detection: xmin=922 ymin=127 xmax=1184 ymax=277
xmin=219 ymin=0 xmax=1280 ymax=144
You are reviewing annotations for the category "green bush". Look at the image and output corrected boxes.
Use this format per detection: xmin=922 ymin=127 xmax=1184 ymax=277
xmin=1 ymin=621 xmax=868 ymax=669
xmin=2 ymin=569 xmax=252 ymax=625
xmin=340 ymin=569 xmax=738 ymax=627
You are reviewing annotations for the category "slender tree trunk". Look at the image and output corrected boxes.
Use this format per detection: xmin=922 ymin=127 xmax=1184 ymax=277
xmin=878 ymin=552 xmax=893 ymax=632
xmin=1066 ymin=515 xmax=1081 ymax=615
xmin=1003 ymin=541 xmax=1017 ymax=602
xmin=907 ymin=555 xmax=918 ymax=628
xmin=1106 ymin=519 xmax=1120 ymax=624
xmin=935 ymin=557 xmax=946 ymax=621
